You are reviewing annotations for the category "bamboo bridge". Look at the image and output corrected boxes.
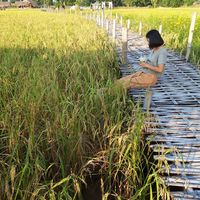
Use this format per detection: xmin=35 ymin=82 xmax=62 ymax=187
xmin=86 ymin=12 xmax=200 ymax=199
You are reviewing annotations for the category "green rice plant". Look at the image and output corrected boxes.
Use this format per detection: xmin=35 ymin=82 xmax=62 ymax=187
xmin=0 ymin=9 xmax=169 ymax=199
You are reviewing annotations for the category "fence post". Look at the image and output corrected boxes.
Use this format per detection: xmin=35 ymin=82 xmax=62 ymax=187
xmin=106 ymin=20 xmax=109 ymax=32
xmin=101 ymin=10 xmax=104 ymax=27
xmin=144 ymin=89 xmax=153 ymax=113
xmin=122 ymin=27 xmax=128 ymax=64
xmin=95 ymin=14 xmax=98 ymax=24
xmin=127 ymin=19 xmax=130 ymax=30
xmin=159 ymin=24 xmax=162 ymax=34
xmin=110 ymin=10 xmax=112 ymax=20
xmin=139 ymin=21 xmax=142 ymax=36
xmin=112 ymin=19 xmax=116 ymax=40
xmin=98 ymin=14 xmax=101 ymax=26
xmin=186 ymin=12 xmax=197 ymax=61
xmin=96 ymin=14 xmax=98 ymax=25
xmin=120 ymin=16 xmax=123 ymax=28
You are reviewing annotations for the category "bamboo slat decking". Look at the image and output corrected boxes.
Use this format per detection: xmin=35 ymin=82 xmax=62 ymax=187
xmin=97 ymin=17 xmax=200 ymax=199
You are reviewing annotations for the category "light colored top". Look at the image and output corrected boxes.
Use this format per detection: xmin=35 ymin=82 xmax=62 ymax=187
xmin=142 ymin=47 xmax=167 ymax=77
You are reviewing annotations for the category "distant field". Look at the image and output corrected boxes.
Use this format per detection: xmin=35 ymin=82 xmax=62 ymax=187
xmin=109 ymin=8 xmax=200 ymax=65
xmin=0 ymin=9 xmax=166 ymax=199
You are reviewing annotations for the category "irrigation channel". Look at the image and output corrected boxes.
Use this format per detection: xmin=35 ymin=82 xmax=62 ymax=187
xmin=82 ymin=11 xmax=200 ymax=200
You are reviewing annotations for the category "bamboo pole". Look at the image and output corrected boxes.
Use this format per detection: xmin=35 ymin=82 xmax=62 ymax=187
xmin=127 ymin=19 xmax=130 ymax=30
xmin=122 ymin=27 xmax=128 ymax=64
xmin=112 ymin=19 xmax=116 ymax=40
xmin=159 ymin=24 xmax=162 ymax=34
xmin=186 ymin=12 xmax=197 ymax=61
xmin=139 ymin=21 xmax=142 ymax=36
xmin=106 ymin=20 xmax=109 ymax=32
xmin=120 ymin=16 xmax=123 ymax=28
xmin=101 ymin=10 xmax=104 ymax=27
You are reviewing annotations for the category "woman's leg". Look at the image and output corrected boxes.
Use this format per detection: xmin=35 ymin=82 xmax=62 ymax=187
xmin=116 ymin=72 xmax=157 ymax=89
xmin=116 ymin=71 xmax=143 ymax=89
xmin=129 ymin=73 xmax=157 ymax=89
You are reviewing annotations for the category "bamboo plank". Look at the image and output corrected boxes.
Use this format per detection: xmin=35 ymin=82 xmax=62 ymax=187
xmin=164 ymin=177 xmax=200 ymax=189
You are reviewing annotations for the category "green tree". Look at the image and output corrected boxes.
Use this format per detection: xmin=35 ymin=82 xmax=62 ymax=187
xmin=124 ymin=0 xmax=133 ymax=6
xmin=184 ymin=0 xmax=195 ymax=5
xmin=159 ymin=0 xmax=170 ymax=6
xmin=169 ymin=0 xmax=183 ymax=7
xmin=151 ymin=0 xmax=159 ymax=7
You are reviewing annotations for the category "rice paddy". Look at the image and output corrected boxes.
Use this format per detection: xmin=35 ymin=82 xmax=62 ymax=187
xmin=0 ymin=9 xmax=168 ymax=199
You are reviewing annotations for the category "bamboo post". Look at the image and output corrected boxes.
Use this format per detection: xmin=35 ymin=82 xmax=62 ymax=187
xmin=159 ymin=24 xmax=162 ymax=34
xmin=96 ymin=14 xmax=98 ymax=24
xmin=144 ymin=88 xmax=153 ymax=113
xmin=115 ymin=13 xmax=118 ymax=21
xmin=127 ymin=19 xmax=130 ymax=30
xmin=106 ymin=20 xmax=109 ymax=32
xmin=139 ymin=21 xmax=142 ymax=36
xmin=120 ymin=16 xmax=123 ymax=28
xmin=95 ymin=14 xmax=98 ymax=24
xmin=186 ymin=12 xmax=197 ymax=61
xmin=101 ymin=10 xmax=104 ymax=28
xmin=122 ymin=27 xmax=128 ymax=64
xmin=112 ymin=19 xmax=116 ymax=40
xmin=97 ymin=14 xmax=99 ymax=24
xmin=98 ymin=14 xmax=101 ymax=26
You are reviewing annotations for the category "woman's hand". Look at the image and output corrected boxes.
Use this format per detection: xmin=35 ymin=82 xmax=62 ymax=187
xmin=139 ymin=62 xmax=147 ymax=68
xmin=139 ymin=62 xmax=165 ymax=73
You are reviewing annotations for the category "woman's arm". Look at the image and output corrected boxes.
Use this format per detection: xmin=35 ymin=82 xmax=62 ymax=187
xmin=139 ymin=62 xmax=164 ymax=73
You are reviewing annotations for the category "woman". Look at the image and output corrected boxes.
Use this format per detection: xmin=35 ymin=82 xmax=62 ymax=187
xmin=117 ymin=29 xmax=167 ymax=89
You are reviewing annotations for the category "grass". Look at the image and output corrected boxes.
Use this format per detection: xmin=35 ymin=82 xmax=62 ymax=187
xmin=0 ymin=9 xmax=169 ymax=199
xmin=105 ymin=7 xmax=200 ymax=65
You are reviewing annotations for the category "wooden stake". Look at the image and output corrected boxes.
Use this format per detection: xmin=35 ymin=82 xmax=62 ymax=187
xmin=112 ymin=19 xmax=116 ymax=40
xmin=122 ymin=27 xmax=128 ymax=64
xmin=186 ymin=12 xmax=197 ymax=61
xmin=144 ymin=88 xmax=153 ymax=113
xmin=139 ymin=21 xmax=142 ymax=36
xmin=98 ymin=14 xmax=101 ymax=26
xmin=120 ymin=16 xmax=123 ymax=28
xmin=159 ymin=24 xmax=162 ymax=34
xmin=127 ymin=19 xmax=130 ymax=30
xmin=106 ymin=20 xmax=109 ymax=32
xmin=101 ymin=11 xmax=104 ymax=27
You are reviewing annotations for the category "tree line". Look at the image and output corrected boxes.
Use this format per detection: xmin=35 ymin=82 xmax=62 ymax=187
xmin=123 ymin=0 xmax=196 ymax=7
xmin=2 ymin=0 xmax=196 ymax=8
xmin=53 ymin=0 xmax=196 ymax=7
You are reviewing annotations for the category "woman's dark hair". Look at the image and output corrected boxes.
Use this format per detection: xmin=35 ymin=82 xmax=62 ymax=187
xmin=146 ymin=29 xmax=164 ymax=49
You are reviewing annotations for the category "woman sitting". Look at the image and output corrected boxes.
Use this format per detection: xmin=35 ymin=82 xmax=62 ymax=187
xmin=117 ymin=29 xmax=167 ymax=89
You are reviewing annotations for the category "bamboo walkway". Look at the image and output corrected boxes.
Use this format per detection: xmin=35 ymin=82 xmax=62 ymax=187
xmin=94 ymin=16 xmax=200 ymax=199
